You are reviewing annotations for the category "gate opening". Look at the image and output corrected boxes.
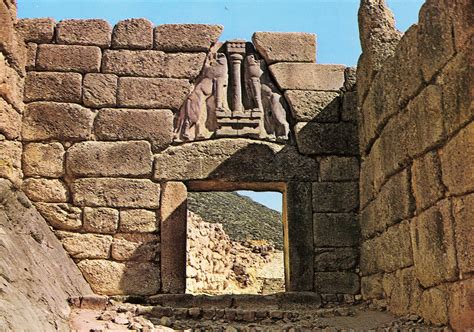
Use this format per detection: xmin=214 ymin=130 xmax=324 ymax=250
xmin=185 ymin=191 xmax=284 ymax=295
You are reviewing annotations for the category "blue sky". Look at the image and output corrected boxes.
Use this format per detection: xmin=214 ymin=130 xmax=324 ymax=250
xmin=18 ymin=0 xmax=424 ymax=212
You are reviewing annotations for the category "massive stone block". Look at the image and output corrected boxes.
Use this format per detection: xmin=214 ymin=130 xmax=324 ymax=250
xmin=312 ymin=182 xmax=359 ymax=213
xmin=94 ymin=108 xmax=174 ymax=152
xmin=24 ymin=72 xmax=82 ymax=103
xmin=439 ymin=123 xmax=474 ymax=196
xmin=83 ymin=207 xmax=119 ymax=234
xmin=284 ymin=90 xmax=340 ymax=122
xmin=22 ymin=178 xmax=68 ymax=203
xmin=103 ymin=50 xmax=205 ymax=79
xmin=294 ymin=122 xmax=358 ymax=155
xmin=448 ymin=278 xmax=474 ymax=332
xmin=117 ymin=77 xmax=191 ymax=110
xmin=72 ymin=178 xmax=160 ymax=208
xmin=56 ymin=19 xmax=112 ymax=47
xmin=0 ymin=53 xmax=24 ymax=110
xmin=319 ymin=156 xmax=359 ymax=182
xmin=160 ymin=182 xmax=187 ymax=293
xmin=22 ymin=102 xmax=93 ymax=141
xmin=36 ymin=44 xmax=101 ymax=73
xmin=34 ymin=203 xmax=82 ymax=231
xmin=313 ymin=213 xmax=359 ymax=247
xmin=361 ymin=274 xmax=383 ymax=300
xmin=15 ymin=18 xmax=55 ymax=43
xmin=0 ymin=141 xmax=22 ymax=185
xmin=55 ymin=231 xmax=112 ymax=259
xmin=252 ymin=32 xmax=316 ymax=64
xmin=111 ymin=233 xmax=160 ymax=262
xmin=410 ymin=199 xmax=458 ymax=288
xmin=154 ymin=24 xmax=223 ymax=51
xmin=411 ymin=151 xmax=445 ymax=211
xmin=112 ymin=18 xmax=153 ymax=49
xmin=269 ymin=63 xmax=345 ymax=91
xmin=23 ymin=142 xmax=65 ymax=177
xmin=77 ymin=259 xmax=160 ymax=295
xmin=341 ymin=91 xmax=358 ymax=122
xmin=313 ymin=247 xmax=358 ymax=271
xmin=67 ymin=141 xmax=153 ymax=177
xmin=314 ymin=272 xmax=360 ymax=294
xmin=453 ymin=193 xmax=474 ymax=274
xmin=82 ymin=73 xmax=118 ymax=108
xmin=120 ymin=209 xmax=158 ymax=233
xmin=383 ymin=267 xmax=422 ymax=316
xmin=375 ymin=221 xmax=413 ymax=273
xmin=0 ymin=97 xmax=21 ymax=139
xmin=153 ymin=139 xmax=318 ymax=182
xmin=419 ymin=286 xmax=449 ymax=326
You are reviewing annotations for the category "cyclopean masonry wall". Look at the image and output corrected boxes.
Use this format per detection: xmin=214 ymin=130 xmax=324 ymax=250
xmin=357 ymin=0 xmax=472 ymax=329
xmin=17 ymin=17 xmax=360 ymax=300
xmin=0 ymin=2 xmax=92 ymax=330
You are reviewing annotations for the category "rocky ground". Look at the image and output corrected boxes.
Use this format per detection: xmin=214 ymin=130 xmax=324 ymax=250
xmin=69 ymin=296 xmax=450 ymax=331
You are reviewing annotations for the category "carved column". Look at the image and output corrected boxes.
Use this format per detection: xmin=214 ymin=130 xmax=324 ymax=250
xmin=226 ymin=40 xmax=246 ymax=114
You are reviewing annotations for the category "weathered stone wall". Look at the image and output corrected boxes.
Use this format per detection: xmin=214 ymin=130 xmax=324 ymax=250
xmin=18 ymin=17 xmax=360 ymax=298
xmin=0 ymin=2 xmax=92 ymax=330
xmin=357 ymin=0 xmax=472 ymax=329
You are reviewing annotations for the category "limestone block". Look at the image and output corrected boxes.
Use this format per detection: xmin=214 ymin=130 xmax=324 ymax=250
xmin=437 ymin=51 xmax=471 ymax=137
xmin=112 ymin=18 xmax=153 ymax=49
xmin=56 ymin=19 xmax=111 ymax=47
xmin=411 ymin=151 xmax=444 ymax=211
xmin=120 ymin=209 xmax=158 ymax=233
xmin=418 ymin=1 xmax=455 ymax=82
xmin=312 ymin=182 xmax=359 ymax=213
xmin=0 ymin=97 xmax=21 ymax=139
xmin=77 ymin=259 xmax=160 ymax=295
xmin=319 ymin=156 xmax=359 ymax=182
xmin=314 ymin=272 xmax=360 ymax=294
xmin=22 ymin=102 xmax=93 ymax=141
xmin=383 ymin=268 xmax=422 ymax=316
xmin=419 ymin=286 xmax=449 ymax=326
xmin=72 ymin=178 xmax=160 ymax=208
xmin=36 ymin=44 xmax=101 ymax=73
xmin=284 ymin=90 xmax=340 ymax=122
xmin=160 ymin=182 xmax=187 ymax=293
xmin=15 ymin=18 xmax=55 ymax=43
xmin=341 ymin=91 xmax=358 ymax=122
xmin=83 ymin=73 xmax=117 ymax=108
xmin=117 ymin=77 xmax=191 ymax=110
xmin=103 ymin=50 xmax=205 ymax=79
xmin=94 ymin=108 xmax=173 ymax=152
xmin=269 ymin=63 xmax=345 ymax=91
xmin=111 ymin=233 xmax=160 ymax=261
xmin=361 ymin=274 xmax=383 ymax=300
xmin=22 ymin=178 xmax=68 ymax=203
xmin=379 ymin=85 xmax=445 ymax=180
xmin=410 ymin=199 xmax=458 ymax=288
xmin=439 ymin=123 xmax=474 ymax=196
xmin=83 ymin=207 xmax=119 ymax=234
xmin=0 ymin=140 xmax=22 ymax=185
xmin=0 ymin=2 xmax=27 ymax=75
xmin=67 ymin=141 xmax=153 ymax=177
xmin=23 ymin=143 xmax=64 ymax=177
xmin=453 ymin=193 xmax=474 ymax=274
xmin=448 ymin=278 xmax=474 ymax=332
xmin=313 ymin=247 xmax=358 ymax=271
xmin=360 ymin=237 xmax=381 ymax=276
xmin=153 ymin=138 xmax=318 ymax=182
xmin=294 ymin=122 xmax=358 ymax=155
xmin=154 ymin=24 xmax=222 ymax=51
xmin=313 ymin=213 xmax=359 ymax=247
xmin=34 ymin=202 xmax=82 ymax=231
xmin=0 ymin=54 xmax=24 ymax=111
xmin=55 ymin=231 xmax=112 ymax=259
xmin=376 ymin=221 xmax=413 ymax=273
xmin=252 ymin=32 xmax=316 ymax=64
xmin=24 ymin=72 xmax=82 ymax=103
xmin=26 ymin=42 xmax=36 ymax=70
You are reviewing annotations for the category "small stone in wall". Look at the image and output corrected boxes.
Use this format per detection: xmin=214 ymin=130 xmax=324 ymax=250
xmin=55 ymin=231 xmax=112 ymax=259
xmin=83 ymin=73 xmax=118 ymax=108
xmin=119 ymin=209 xmax=158 ymax=233
xmin=83 ymin=207 xmax=119 ymax=234
xmin=23 ymin=142 xmax=65 ymax=177
xmin=35 ymin=203 xmax=82 ymax=231
xmin=22 ymin=178 xmax=69 ymax=203
xmin=112 ymin=18 xmax=153 ymax=50
xmin=56 ymin=19 xmax=112 ymax=47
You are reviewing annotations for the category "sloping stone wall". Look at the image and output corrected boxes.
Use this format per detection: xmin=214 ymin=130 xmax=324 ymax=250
xmin=357 ymin=0 xmax=472 ymax=329
xmin=0 ymin=1 xmax=92 ymax=330
xmin=18 ymin=17 xmax=360 ymax=298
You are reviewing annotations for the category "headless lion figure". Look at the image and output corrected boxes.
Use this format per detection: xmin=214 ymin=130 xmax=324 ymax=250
xmin=261 ymin=84 xmax=290 ymax=140
xmin=174 ymin=52 xmax=229 ymax=141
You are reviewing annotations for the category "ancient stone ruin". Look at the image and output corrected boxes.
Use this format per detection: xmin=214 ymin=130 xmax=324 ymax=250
xmin=0 ymin=0 xmax=472 ymax=330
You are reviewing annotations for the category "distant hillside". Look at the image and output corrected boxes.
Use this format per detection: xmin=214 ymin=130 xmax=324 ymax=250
xmin=187 ymin=192 xmax=283 ymax=249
